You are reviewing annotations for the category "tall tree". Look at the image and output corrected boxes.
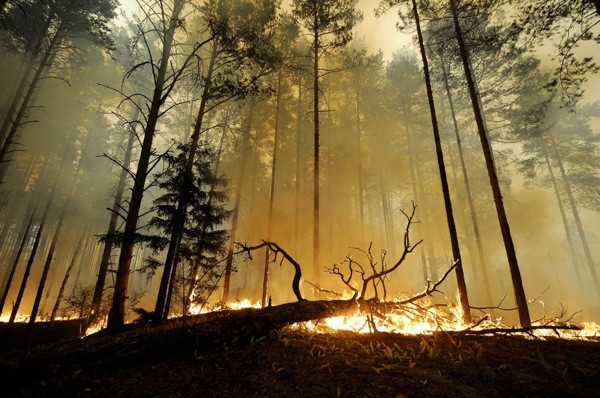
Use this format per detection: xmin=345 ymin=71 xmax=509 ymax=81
xmin=291 ymin=0 xmax=361 ymax=281
xmin=154 ymin=0 xmax=278 ymax=316
xmin=448 ymin=0 xmax=530 ymax=327
xmin=107 ymin=0 xmax=189 ymax=329
xmin=409 ymin=0 xmax=471 ymax=323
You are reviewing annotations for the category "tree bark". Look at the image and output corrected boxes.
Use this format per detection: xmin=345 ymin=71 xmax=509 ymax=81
xmin=449 ymin=0 xmax=530 ymax=327
xmin=262 ymin=66 xmax=283 ymax=308
xmin=413 ymin=0 xmax=471 ymax=323
xmin=108 ymin=0 xmax=185 ymax=330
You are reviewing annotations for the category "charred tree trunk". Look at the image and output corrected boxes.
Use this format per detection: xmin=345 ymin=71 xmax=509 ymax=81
xmin=89 ymin=112 xmax=137 ymax=325
xmin=221 ymin=105 xmax=254 ymax=302
xmin=549 ymin=137 xmax=600 ymax=294
xmin=413 ymin=0 xmax=471 ymax=323
xmin=0 ymin=207 xmax=35 ymax=314
xmin=439 ymin=53 xmax=493 ymax=305
xmin=108 ymin=0 xmax=185 ymax=329
xmin=262 ymin=66 xmax=283 ymax=308
xmin=449 ymin=0 xmax=529 ymax=327
xmin=157 ymin=43 xmax=219 ymax=321
xmin=50 ymin=232 xmax=85 ymax=321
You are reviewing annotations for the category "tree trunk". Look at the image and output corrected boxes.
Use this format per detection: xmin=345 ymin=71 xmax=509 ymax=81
xmin=88 ymin=111 xmax=137 ymax=325
xmin=312 ymin=23 xmax=321 ymax=283
xmin=28 ymin=206 xmax=66 ymax=324
xmin=549 ymin=137 xmax=600 ymax=294
xmin=379 ymin=174 xmax=395 ymax=257
xmin=413 ymin=0 xmax=471 ymax=323
xmin=221 ymin=104 xmax=254 ymax=302
xmin=295 ymin=77 xmax=303 ymax=256
xmin=354 ymin=81 xmax=365 ymax=243
xmin=0 ymin=22 xmax=63 ymax=179
xmin=30 ymin=128 xmax=89 ymax=324
xmin=50 ymin=231 xmax=85 ymax=321
xmin=9 ymin=197 xmax=54 ymax=323
xmin=262 ymin=66 xmax=283 ymax=308
xmin=543 ymin=149 xmax=583 ymax=286
xmin=439 ymin=53 xmax=493 ymax=305
xmin=0 ymin=207 xmax=35 ymax=314
xmin=108 ymin=0 xmax=185 ymax=330
xmin=157 ymin=42 xmax=218 ymax=321
xmin=449 ymin=0 xmax=529 ymax=327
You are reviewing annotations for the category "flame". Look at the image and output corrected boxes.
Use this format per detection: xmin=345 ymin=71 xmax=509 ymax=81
xmin=0 ymin=313 xmax=29 ymax=323
xmin=188 ymin=298 xmax=261 ymax=315
xmin=186 ymin=297 xmax=599 ymax=339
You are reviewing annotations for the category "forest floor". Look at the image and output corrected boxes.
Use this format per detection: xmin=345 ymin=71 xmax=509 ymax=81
xmin=1 ymin=316 xmax=599 ymax=398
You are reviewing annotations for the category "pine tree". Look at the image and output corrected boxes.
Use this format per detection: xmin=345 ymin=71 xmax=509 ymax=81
xmin=146 ymin=143 xmax=229 ymax=318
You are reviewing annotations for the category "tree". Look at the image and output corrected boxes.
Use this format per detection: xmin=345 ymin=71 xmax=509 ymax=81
xmin=511 ymin=0 xmax=600 ymax=107
xmin=153 ymin=0 xmax=279 ymax=317
xmin=0 ymin=0 xmax=117 ymax=183
xmin=402 ymin=0 xmax=473 ymax=322
xmin=107 ymin=0 xmax=190 ymax=329
xmin=448 ymin=0 xmax=531 ymax=327
xmin=146 ymin=143 xmax=229 ymax=318
xmin=291 ymin=0 xmax=362 ymax=282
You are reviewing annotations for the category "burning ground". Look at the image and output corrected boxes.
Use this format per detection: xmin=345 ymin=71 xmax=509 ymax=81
xmin=1 ymin=299 xmax=600 ymax=398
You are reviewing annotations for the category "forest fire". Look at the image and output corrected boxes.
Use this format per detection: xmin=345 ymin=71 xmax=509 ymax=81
xmin=1 ymin=0 xmax=600 ymax=396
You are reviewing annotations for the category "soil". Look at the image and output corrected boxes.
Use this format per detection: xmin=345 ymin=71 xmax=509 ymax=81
xmin=1 ymin=319 xmax=599 ymax=398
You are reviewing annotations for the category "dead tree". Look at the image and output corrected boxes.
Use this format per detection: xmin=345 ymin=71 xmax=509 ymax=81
xmin=325 ymin=203 xmax=423 ymax=301
xmin=238 ymin=240 xmax=305 ymax=303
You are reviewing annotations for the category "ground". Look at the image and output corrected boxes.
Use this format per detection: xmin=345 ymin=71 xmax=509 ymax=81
xmin=1 ymin=319 xmax=599 ymax=397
